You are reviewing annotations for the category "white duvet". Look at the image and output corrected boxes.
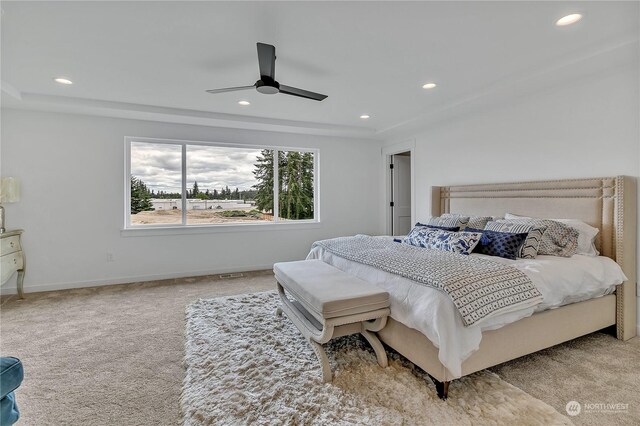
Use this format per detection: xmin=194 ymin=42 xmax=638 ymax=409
xmin=307 ymin=241 xmax=627 ymax=378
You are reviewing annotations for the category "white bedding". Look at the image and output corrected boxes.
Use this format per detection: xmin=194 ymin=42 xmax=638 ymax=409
xmin=307 ymin=241 xmax=627 ymax=378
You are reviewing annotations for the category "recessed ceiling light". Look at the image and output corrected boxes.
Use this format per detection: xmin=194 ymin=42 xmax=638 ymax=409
xmin=556 ymin=13 xmax=582 ymax=26
xmin=238 ymin=100 xmax=250 ymax=106
xmin=53 ymin=77 xmax=73 ymax=85
xmin=422 ymin=82 xmax=437 ymax=89
xmin=360 ymin=115 xmax=370 ymax=119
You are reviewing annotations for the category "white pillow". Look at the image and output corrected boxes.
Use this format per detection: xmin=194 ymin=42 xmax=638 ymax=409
xmin=504 ymin=213 xmax=599 ymax=256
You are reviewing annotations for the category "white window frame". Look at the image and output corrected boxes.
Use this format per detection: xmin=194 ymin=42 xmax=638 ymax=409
xmin=123 ymin=136 xmax=320 ymax=235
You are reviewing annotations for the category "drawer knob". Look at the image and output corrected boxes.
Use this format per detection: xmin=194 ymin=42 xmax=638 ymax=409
xmin=9 ymin=242 xmax=14 ymax=248
xmin=13 ymin=258 xmax=17 ymax=264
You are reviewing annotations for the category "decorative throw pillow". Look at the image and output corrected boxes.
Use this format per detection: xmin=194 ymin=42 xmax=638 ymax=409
xmin=554 ymin=219 xmax=598 ymax=256
xmin=415 ymin=223 xmax=459 ymax=232
xmin=441 ymin=213 xmax=494 ymax=230
xmin=484 ymin=221 xmax=546 ymax=259
xmin=465 ymin=227 xmax=528 ymax=260
xmin=404 ymin=227 xmax=482 ymax=255
xmin=505 ymin=213 xmax=599 ymax=256
xmin=422 ymin=216 xmax=470 ymax=231
xmin=497 ymin=218 xmax=579 ymax=257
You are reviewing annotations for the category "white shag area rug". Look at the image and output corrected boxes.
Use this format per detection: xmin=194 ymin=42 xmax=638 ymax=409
xmin=182 ymin=291 xmax=572 ymax=425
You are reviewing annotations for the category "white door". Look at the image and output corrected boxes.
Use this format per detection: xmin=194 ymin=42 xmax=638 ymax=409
xmin=391 ymin=154 xmax=411 ymax=235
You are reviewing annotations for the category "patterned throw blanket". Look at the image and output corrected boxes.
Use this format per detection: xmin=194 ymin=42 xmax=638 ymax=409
xmin=312 ymin=235 xmax=543 ymax=327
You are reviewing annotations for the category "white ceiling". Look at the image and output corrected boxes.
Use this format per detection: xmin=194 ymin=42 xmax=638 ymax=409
xmin=1 ymin=1 xmax=638 ymax=137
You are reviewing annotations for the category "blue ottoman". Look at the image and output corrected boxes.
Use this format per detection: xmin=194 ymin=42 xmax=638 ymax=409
xmin=0 ymin=357 xmax=23 ymax=425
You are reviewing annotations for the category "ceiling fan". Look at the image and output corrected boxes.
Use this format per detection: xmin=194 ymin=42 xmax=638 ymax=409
xmin=206 ymin=43 xmax=328 ymax=101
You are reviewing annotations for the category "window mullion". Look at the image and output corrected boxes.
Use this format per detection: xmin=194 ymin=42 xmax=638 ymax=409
xmin=181 ymin=144 xmax=187 ymax=225
xmin=273 ymin=149 xmax=279 ymax=223
xmin=314 ymin=150 xmax=319 ymax=222
xmin=125 ymin=139 xmax=131 ymax=229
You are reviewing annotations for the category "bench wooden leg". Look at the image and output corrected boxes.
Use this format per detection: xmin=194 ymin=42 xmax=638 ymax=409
xmin=309 ymin=339 xmax=333 ymax=383
xmin=361 ymin=329 xmax=388 ymax=368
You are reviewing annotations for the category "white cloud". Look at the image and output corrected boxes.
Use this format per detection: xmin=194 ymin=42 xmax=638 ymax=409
xmin=131 ymin=142 xmax=264 ymax=193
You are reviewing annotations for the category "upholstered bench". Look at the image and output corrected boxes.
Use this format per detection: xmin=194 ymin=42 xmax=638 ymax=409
xmin=273 ymin=259 xmax=390 ymax=382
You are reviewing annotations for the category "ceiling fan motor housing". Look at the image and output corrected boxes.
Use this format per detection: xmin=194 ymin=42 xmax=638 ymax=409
xmin=256 ymin=78 xmax=280 ymax=94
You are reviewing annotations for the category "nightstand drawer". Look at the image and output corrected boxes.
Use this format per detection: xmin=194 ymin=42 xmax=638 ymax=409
xmin=0 ymin=235 xmax=21 ymax=256
xmin=1 ymin=251 xmax=23 ymax=283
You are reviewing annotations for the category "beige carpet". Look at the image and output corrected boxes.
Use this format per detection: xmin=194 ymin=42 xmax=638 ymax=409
xmin=183 ymin=292 xmax=571 ymax=425
xmin=0 ymin=272 xmax=274 ymax=425
xmin=490 ymin=332 xmax=640 ymax=425
xmin=1 ymin=273 xmax=638 ymax=425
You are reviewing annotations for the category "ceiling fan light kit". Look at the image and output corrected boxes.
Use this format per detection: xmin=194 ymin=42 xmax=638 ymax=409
xmin=206 ymin=42 xmax=328 ymax=101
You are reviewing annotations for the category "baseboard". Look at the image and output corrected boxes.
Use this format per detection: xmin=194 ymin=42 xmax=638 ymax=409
xmin=0 ymin=263 xmax=275 ymax=295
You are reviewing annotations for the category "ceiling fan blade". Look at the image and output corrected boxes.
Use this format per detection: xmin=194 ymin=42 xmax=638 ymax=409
xmin=205 ymin=85 xmax=255 ymax=94
xmin=279 ymin=85 xmax=328 ymax=101
xmin=257 ymin=42 xmax=276 ymax=80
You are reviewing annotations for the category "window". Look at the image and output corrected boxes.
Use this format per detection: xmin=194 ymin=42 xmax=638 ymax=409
xmin=125 ymin=138 xmax=318 ymax=229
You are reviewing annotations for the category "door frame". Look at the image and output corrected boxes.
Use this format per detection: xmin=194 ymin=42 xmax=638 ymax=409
xmin=382 ymin=139 xmax=415 ymax=235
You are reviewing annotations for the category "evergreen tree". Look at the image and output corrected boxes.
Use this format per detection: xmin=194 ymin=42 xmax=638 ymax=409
xmin=280 ymin=151 xmax=303 ymax=219
xmin=241 ymin=189 xmax=257 ymax=200
xmin=213 ymin=189 xmax=219 ymax=199
xmin=252 ymin=150 xmax=275 ymax=213
xmin=192 ymin=181 xmax=200 ymax=198
xmin=130 ymin=176 xmax=154 ymax=214
xmin=233 ymin=187 xmax=240 ymax=199
xmin=252 ymin=150 xmax=314 ymax=219
xmin=301 ymin=152 xmax=315 ymax=218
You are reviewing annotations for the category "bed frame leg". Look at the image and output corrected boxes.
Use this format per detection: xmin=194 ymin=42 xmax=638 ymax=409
xmin=438 ymin=381 xmax=450 ymax=400
xmin=429 ymin=375 xmax=450 ymax=400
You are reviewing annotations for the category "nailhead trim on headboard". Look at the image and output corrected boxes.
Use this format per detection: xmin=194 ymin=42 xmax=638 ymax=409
xmin=615 ymin=176 xmax=625 ymax=339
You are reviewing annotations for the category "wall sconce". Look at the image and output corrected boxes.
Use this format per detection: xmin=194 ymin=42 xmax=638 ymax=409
xmin=0 ymin=177 xmax=21 ymax=233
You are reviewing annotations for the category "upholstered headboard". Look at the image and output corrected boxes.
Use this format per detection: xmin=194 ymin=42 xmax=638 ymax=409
xmin=432 ymin=176 xmax=637 ymax=340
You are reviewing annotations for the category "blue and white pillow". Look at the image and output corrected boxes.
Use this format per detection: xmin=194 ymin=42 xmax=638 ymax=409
xmin=465 ymin=227 xmax=528 ymax=260
xmin=496 ymin=218 xmax=579 ymax=257
xmin=404 ymin=227 xmax=482 ymax=255
xmin=441 ymin=213 xmax=494 ymax=230
xmin=415 ymin=222 xmax=459 ymax=232
xmin=484 ymin=221 xmax=546 ymax=259
xmin=420 ymin=216 xmax=470 ymax=231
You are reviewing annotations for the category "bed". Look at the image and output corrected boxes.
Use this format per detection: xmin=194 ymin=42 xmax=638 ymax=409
xmin=309 ymin=176 xmax=636 ymax=398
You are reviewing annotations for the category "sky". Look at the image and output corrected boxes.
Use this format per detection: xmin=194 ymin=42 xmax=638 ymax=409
xmin=131 ymin=142 xmax=263 ymax=193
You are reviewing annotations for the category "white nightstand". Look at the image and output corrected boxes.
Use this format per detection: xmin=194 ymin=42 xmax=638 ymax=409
xmin=1 ymin=230 xmax=25 ymax=298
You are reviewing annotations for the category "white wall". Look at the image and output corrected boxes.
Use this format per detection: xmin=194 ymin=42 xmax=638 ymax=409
xmin=383 ymin=63 xmax=640 ymax=330
xmin=0 ymin=110 xmax=382 ymax=293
